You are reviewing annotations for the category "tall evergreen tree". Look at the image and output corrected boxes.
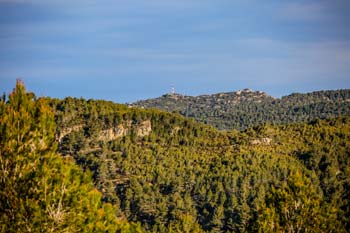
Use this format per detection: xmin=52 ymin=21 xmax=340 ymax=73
xmin=0 ymin=80 xmax=141 ymax=232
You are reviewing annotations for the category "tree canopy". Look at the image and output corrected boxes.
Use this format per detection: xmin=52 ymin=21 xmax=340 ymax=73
xmin=1 ymin=81 xmax=349 ymax=232
xmin=0 ymin=81 xmax=141 ymax=232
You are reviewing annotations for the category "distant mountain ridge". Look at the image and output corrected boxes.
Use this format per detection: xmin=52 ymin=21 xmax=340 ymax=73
xmin=132 ymin=89 xmax=350 ymax=130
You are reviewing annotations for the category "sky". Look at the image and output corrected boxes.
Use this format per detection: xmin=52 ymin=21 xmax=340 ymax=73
xmin=0 ymin=0 xmax=349 ymax=103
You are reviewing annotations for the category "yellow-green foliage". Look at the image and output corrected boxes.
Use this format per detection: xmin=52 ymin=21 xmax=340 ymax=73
xmin=2 ymin=81 xmax=349 ymax=232
xmin=52 ymin=95 xmax=350 ymax=232
xmin=0 ymin=81 xmax=141 ymax=233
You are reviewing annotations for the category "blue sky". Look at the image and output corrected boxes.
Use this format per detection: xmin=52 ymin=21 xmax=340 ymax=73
xmin=0 ymin=0 xmax=349 ymax=103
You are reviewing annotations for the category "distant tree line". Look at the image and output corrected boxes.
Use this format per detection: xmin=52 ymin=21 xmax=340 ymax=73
xmin=133 ymin=89 xmax=350 ymax=130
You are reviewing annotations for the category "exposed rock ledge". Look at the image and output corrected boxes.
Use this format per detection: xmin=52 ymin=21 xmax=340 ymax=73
xmin=58 ymin=120 xmax=152 ymax=143
xmin=57 ymin=125 xmax=83 ymax=142
xmin=98 ymin=120 xmax=152 ymax=141
xmin=98 ymin=124 xmax=128 ymax=141
xmin=250 ymin=137 xmax=272 ymax=146
xmin=137 ymin=120 xmax=152 ymax=137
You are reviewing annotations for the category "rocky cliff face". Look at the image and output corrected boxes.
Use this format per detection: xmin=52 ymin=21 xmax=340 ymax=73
xmin=97 ymin=124 xmax=128 ymax=141
xmin=57 ymin=125 xmax=83 ymax=142
xmin=58 ymin=120 xmax=152 ymax=144
xmin=136 ymin=120 xmax=152 ymax=137
xmin=97 ymin=120 xmax=152 ymax=141
xmin=250 ymin=137 xmax=272 ymax=146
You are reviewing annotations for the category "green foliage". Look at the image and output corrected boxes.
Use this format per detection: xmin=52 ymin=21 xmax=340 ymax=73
xmin=3 ymin=81 xmax=348 ymax=232
xmin=0 ymin=81 xmax=140 ymax=232
xmin=257 ymin=171 xmax=333 ymax=232
xmin=50 ymin=96 xmax=350 ymax=232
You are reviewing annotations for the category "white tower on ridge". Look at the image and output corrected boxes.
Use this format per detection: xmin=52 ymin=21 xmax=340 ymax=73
xmin=171 ymin=83 xmax=175 ymax=97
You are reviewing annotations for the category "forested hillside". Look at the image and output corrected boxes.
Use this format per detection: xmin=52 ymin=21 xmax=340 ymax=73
xmin=0 ymin=81 xmax=142 ymax=232
xmin=2 ymin=82 xmax=349 ymax=232
xmin=132 ymin=89 xmax=350 ymax=130
xmin=49 ymin=95 xmax=350 ymax=232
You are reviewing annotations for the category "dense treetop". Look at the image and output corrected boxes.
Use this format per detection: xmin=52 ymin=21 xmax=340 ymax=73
xmin=0 ymin=81 xmax=142 ymax=232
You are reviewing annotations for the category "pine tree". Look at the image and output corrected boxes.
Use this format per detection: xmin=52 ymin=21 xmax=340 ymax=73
xmin=0 ymin=81 xmax=141 ymax=232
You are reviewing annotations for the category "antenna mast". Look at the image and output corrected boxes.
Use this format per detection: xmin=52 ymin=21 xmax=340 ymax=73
xmin=171 ymin=83 xmax=175 ymax=97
